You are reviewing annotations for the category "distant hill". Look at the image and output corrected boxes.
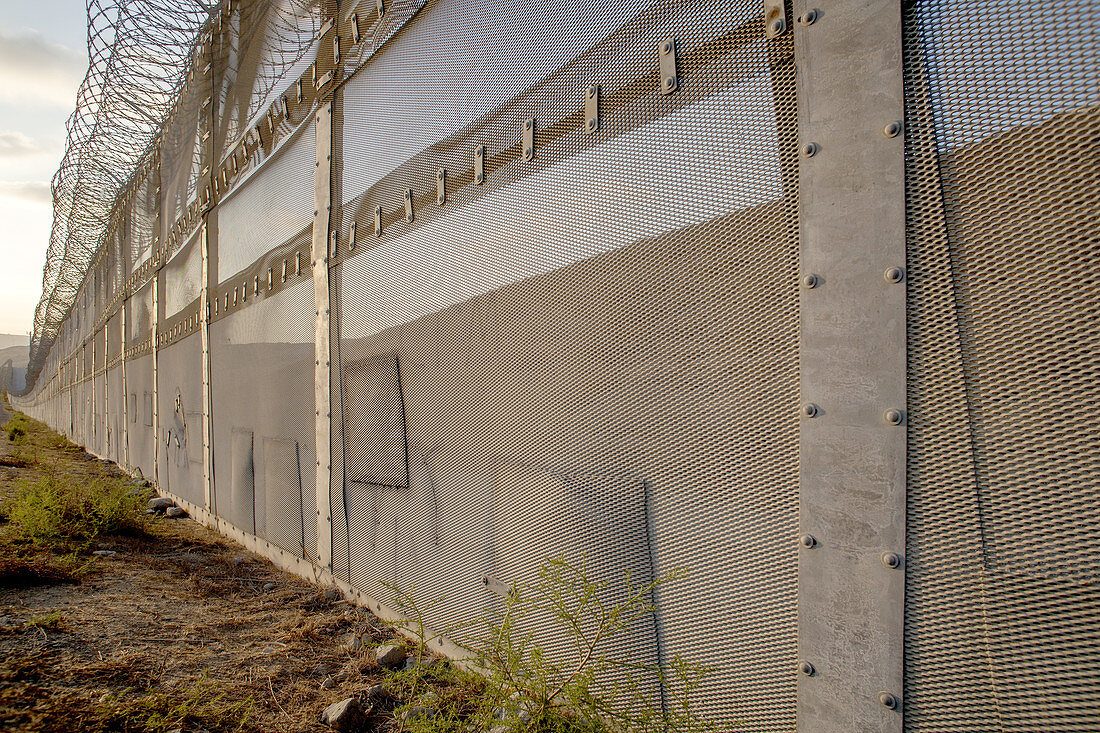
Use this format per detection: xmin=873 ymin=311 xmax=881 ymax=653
xmin=0 ymin=336 xmax=29 ymax=393
xmin=0 ymin=334 xmax=28 ymax=351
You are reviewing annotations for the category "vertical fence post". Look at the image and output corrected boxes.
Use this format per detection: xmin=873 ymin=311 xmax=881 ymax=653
xmin=313 ymin=101 xmax=334 ymax=571
xmin=152 ymin=272 xmax=161 ymax=490
xmin=121 ymin=302 xmax=129 ymax=470
xmin=200 ymin=223 xmax=213 ymax=510
xmin=794 ymin=0 xmax=907 ymax=729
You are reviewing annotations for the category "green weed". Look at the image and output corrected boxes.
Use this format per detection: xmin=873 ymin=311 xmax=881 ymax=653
xmin=7 ymin=473 xmax=144 ymax=545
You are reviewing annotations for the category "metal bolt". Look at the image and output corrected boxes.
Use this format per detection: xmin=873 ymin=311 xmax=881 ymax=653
xmin=799 ymin=661 xmax=816 ymax=676
xmin=883 ymin=121 xmax=902 ymax=138
xmin=438 ymin=195 xmax=445 ymax=204
xmin=661 ymin=41 xmax=672 ymax=55
xmin=524 ymin=147 xmax=533 ymax=157
xmin=883 ymin=408 xmax=904 ymax=425
xmin=587 ymin=85 xmax=597 ymax=98
xmin=771 ymin=18 xmax=786 ymax=34
xmin=799 ymin=9 xmax=818 ymax=25
xmin=879 ymin=692 xmax=900 ymax=710
xmin=587 ymin=119 xmax=597 ymax=130
xmin=884 ymin=266 xmax=905 ymax=283
xmin=665 ymin=76 xmax=677 ymax=89
xmin=801 ymin=273 xmax=820 ymax=289
xmin=404 ymin=190 xmax=411 ymax=198
xmin=801 ymin=142 xmax=819 ymax=157
xmin=802 ymin=403 xmax=819 ymax=418
xmin=799 ymin=534 xmax=817 ymax=549
xmin=524 ymin=119 xmax=532 ymax=130
xmin=437 ymin=170 xmax=444 ymax=179
xmin=881 ymin=551 xmax=902 ymax=569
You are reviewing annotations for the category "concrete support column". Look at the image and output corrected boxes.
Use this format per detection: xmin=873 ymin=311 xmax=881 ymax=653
xmin=313 ymin=101 xmax=334 ymax=570
xmin=794 ymin=0 xmax=907 ymax=729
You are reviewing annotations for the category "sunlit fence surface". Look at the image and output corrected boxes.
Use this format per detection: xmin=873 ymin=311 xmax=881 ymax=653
xmin=14 ymin=0 xmax=1099 ymax=728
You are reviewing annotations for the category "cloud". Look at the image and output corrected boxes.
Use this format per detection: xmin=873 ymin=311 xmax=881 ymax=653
xmin=0 ymin=181 xmax=51 ymax=204
xmin=0 ymin=29 xmax=87 ymax=108
xmin=0 ymin=130 xmax=53 ymax=157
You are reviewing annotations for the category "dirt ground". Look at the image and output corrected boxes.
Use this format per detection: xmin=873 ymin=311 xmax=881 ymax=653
xmin=0 ymin=409 xmax=440 ymax=732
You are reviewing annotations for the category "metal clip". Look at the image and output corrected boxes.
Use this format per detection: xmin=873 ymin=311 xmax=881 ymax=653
xmin=281 ymin=259 xmax=287 ymax=282
xmin=437 ymin=169 xmax=447 ymax=205
xmin=330 ymin=229 xmax=338 ymax=257
xmin=376 ymin=0 xmax=384 ymax=15
xmin=267 ymin=268 xmax=273 ymax=289
xmin=374 ymin=205 xmax=383 ymax=236
xmin=282 ymin=95 xmax=290 ymax=120
xmin=474 ymin=145 xmax=485 ymax=184
xmin=317 ymin=70 xmax=334 ymax=89
xmin=351 ymin=14 xmax=361 ymax=44
xmin=659 ymin=39 xmax=678 ymax=94
xmin=253 ymin=276 xmax=259 ymax=295
xmin=296 ymin=78 xmax=303 ymax=103
xmin=764 ymin=0 xmax=786 ymax=38
xmin=349 ymin=221 xmax=356 ymax=250
xmin=523 ymin=118 xmax=535 ymax=161
xmin=404 ymin=189 xmax=415 ymax=223
xmin=333 ymin=35 xmax=340 ymax=65
xmin=585 ymin=84 xmax=599 ymax=132
xmin=295 ymin=251 xmax=301 ymax=276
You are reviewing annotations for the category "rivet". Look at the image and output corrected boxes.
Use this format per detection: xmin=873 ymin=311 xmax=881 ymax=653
xmin=799 ymin=534 xmax=817 ymax=549
xmin=799 ymin=661 xmax=816 ymax=676
xmin=883 ymin=408 xmax=904 ymax=425
xmin=881 ymin=551 xmax=902 ymax=569
xmin=664 ymin=76 xmax=677 ymax=90
xmin=798 ymin=9 xmax=818 ymax=25
xmin=801 ymin=142 xmax=819 ymax=157
xmin=438 ymin=195 xmax=445 ymax=204
xmin=524 ymin=147 xmax=533 ymax=157
xmin=802 ymin=403 xmax=819 ymax=418
xmin=771 ymin=18 xmax=786 ymax=34
xmin=587 ymin=85 xmax=597 ymax=98
xmin=879 ymin=692 xmax=900 ymax=710
xmin=661 ymin=41 xmax=672 ymax=55
xmin=801 ymin=273 xmax=820 ymax=289
xmin=883 ymin=121 xmax=902 ymax=138
xmin=884 ymin=266 xmax=905 ymax=283
xmin=524 ymin=119 xmax=532 ymax=130
xmin=587 ymin=118 xmax=597 ymax=130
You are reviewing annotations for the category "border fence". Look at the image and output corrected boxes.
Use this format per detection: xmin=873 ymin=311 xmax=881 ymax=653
xmin=13 ymin=0 xmax=1099 ymax=728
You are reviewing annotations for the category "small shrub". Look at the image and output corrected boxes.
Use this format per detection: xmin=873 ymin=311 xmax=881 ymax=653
xmin=27 ymin=611 xmax=65 ymax=630
xmin=93 ymin=673 xmax=256 ymax=732
xmin=0 ymin=551 xmax=87 ymax=587
xmin=7 ymin=474 xmax=144 ymax=544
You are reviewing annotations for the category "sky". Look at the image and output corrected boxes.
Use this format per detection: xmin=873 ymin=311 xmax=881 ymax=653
xmin=0 ymin=1 xmax=88 ymax=338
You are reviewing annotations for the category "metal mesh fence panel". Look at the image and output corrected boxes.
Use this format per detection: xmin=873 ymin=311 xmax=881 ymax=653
xmin=157 ymin=332 xmax=205 ymax=507
xmin=334 ymin=0 xmax=799 ymax=725
xmin=902 ymin=0 xmax=1100 ymax=728
xmin=210 ymin=279 xmax=316 ymax=557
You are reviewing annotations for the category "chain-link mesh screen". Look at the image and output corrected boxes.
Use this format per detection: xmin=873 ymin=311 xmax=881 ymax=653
xmin=903 ymin=0 xmax=1100 ymax=728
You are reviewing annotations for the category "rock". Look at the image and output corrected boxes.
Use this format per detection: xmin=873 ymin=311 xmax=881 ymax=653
xmin=262 ymin=582 xmax=276 ymax=592
xmin=400 ymin=707 xmax=433 ymax=722
xmin=341 ymin=633 xmax=363 ymax=653
xmin=165 ymin=506 xmax=186 ymax=518
xmin=230 ymin=556 xmax=246 ymax=565
xmin=374 ymin=643 xmax=406 ymax=668
xmin=148 ymin=497 xmax=174 ymax=510
xmin=145 ymin=509 xmax=157 ymax=515
xmin=92 ymin=550 xmax=117 ymax=557
xmin=320 ymin=697 xmax=365 ymax=731
xmin=323 ymin=588 xmax=341 ymax=601
xmin=320 ymin=677 xmax=335 ymax=690
xmin=364 ymin=683 xmax=385 ymax=700
xmin=405 ymin=654 xmax=440 ymax=671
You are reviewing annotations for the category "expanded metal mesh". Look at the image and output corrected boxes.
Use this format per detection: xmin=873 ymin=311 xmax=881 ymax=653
xmin=902 ymin=0 xmax=1100 ymax=728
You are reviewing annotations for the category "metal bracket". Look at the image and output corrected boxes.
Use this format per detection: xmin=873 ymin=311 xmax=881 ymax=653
xmin=404 ymin=188 xmax=415 ymax=223
xmin=765 ymin=0 xmax=787 ymax=38
xmin=375 ymin=205 xmax=383 ymax=236
xmin=330 ymin=229 xmax=338 ymax=258
xmin=351 ymin=13 xmax=361 ymax=44
xmin=474 ymin=145 xmax=485 ymax=184
xmin=376 ymin=0 xmax=384 ymax=15
xmin=585 ymin=84 xmax=600 ymax=132
xmin=316 ymin=70 xmax=334 ymax=89
xmin=436 ymin=169 xmax=447 ymax=205
xmin=523 ymin=118 xmax=535 ymax=161
xmin=659 ymin=38 xmax=678 ymax=94
xmin=349 ymin=221 xmax=356 ymax=250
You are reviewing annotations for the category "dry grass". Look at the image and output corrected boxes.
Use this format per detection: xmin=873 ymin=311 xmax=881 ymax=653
xmin=0 ymin=407 xmax=455 ymax=732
